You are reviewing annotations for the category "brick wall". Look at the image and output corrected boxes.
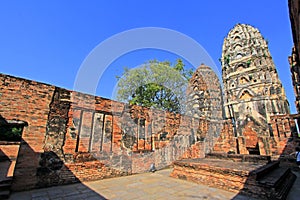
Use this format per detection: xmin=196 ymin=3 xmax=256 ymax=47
xmin=0 ymin=74 xmax=55 ymax=190
xmin=1 ymin=72 xmax=297 ymax=191
xmin=213 ymin=115 xmax=298 ymax=156
xmin=0 ymin=142 xmax=20 ymax=160
xmin=0 ymin=73 xmax=208 ymax=191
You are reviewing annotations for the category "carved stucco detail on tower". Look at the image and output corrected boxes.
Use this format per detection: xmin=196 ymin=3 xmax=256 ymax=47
xmin=221 ymin=24 xmax=290 ymax=138
xmin=186 ymin=64 xmax=223 ymax=152
xmin=186 ymin=64 xmax=223 ymax=121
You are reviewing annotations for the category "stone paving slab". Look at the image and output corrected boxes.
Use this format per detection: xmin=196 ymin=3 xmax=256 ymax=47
xmin=287 ymin=170 xmax=300 ymax=200
xmin=9 ymin=168 xmax=259 ymax=200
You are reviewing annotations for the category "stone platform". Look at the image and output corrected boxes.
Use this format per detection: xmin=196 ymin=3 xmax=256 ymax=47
xmin=171 ymin=154 xmax=296 ymax=199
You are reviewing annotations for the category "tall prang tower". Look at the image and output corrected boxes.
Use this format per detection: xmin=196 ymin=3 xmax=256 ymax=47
xmin=222 ymin=24 xmax=290 ymax=139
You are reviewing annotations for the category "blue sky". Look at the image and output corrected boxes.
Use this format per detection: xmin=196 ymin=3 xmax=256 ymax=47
xmin=0 ymin=1 xmax=296 ymax=112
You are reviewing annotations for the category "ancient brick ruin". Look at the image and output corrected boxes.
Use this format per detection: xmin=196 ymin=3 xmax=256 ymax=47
xmin=0 ymin=23 xmax=299 ymax=199
xmin=185 ymin=64 xmax=223 ymax=153
xmin=0 ymin=73 xmax=211 ymax=191
xmin=171 ymin=153 xmax=297 ymax=199
xmin=289 ymin=0 xmax=300 ymax=114
xmin=171 ymin=24 xmax=299 ymax=199
xmin=223 ymin=24 xmax=289 ymax=130
xmin=289 ymin=47 xmax=300 ymax=113
xmin=186 ymin=64 xmax=223 ymax=121
xmin=214 ymin=24 xmax=295 ymax=156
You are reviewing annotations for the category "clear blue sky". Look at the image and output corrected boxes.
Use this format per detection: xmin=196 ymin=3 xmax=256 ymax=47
xmin=0 ymin=1 xmax=296 ymax=113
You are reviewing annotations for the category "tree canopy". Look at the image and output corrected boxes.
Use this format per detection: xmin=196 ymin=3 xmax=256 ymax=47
xmin=116 ymin=59 xmax=193 ymax=113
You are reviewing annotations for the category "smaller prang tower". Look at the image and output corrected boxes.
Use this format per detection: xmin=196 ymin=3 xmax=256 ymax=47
xmin=186 ymin=64 xmax=223 ymax=120
xmin=221 ymin=24 xmax=290 ymax=153
xmin=186 ymin=64 xmax=223 ymax=153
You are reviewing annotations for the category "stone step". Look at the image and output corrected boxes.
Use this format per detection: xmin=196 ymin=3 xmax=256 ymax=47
xmin=0 ymin=177 xmax=12 ymax=199
xmin=270 ymin=171 xmax=296 ymax=200
xmin=0 ymin=177 xmax=13 ymax=185
xmin=206 ymin=153 xmax=271 ymax=164
xmin=257 ymin=167 xmax=290 ymax=188
xmin=253 ymin=161 xmax=280 ymax=180
xmin=0 ymin=190 xmax=10 ymax=199
xmin=0 ymin=183 xmax=11 ymax=191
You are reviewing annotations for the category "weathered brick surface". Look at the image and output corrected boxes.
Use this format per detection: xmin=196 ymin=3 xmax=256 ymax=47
xmin=0 ymin=74 xmax=55 ymax=190
xmin=1 ymin=71 xmax=298 ymax=192
xmin=170 ymin=158 xmax=265 ymax=192
xmin=213 ymin=115 xmax=298 ymax=156
xmin=0 ymin=142 xmax=20 ymax=160
xmin=0 ymin=73 xmax=209 ymax=191
xmin=213 ymin=120 xmax=236 ymax=153
xmin=171 ymin=156 xmax=296 ymax=199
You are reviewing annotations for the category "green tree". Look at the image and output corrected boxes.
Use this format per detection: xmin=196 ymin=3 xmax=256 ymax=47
xmin=0 ymin=126 xmax=22 ymax=141
xmin=116 ymin=59 xmax=193 ymax=113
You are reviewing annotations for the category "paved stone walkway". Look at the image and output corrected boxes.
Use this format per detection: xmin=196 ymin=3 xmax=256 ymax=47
xmin=287 ymin=170 xmax=300 ymax=200
xmin=9 ymin=169 xmax=259 ymax=200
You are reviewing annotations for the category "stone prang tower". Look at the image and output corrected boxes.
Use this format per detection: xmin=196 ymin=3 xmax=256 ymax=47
xmin=222 ymin=24 xmax=290 ymax=141
xmin=186 ymin=64 xmax=223 ymax=120
xmin=186 ymin=64 xmax=223 ymax=153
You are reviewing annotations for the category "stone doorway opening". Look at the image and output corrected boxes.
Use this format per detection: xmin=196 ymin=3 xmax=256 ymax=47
xmin=246 ymin=143 xmax=260 ymax=155
xmin=0 ymin=116 xmax=27 ymax=198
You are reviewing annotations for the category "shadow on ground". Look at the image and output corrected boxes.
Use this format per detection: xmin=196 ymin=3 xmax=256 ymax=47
xmin=0 ymin=115 xmax=107 ymax=199
xmin=231 ymin=131 xmax=300 ymax=200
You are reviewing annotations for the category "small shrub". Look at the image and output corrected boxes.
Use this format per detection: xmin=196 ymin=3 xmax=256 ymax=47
xmin=0 ymin=126 xmax=22 ymax=141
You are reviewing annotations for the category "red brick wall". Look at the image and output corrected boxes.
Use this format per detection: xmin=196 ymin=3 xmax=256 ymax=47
xmin=0 ymin=74 xmax=55 ymax=190
xmin=213 ymin=115 xmax=298 ymax=156
xmin=2 ymin=72 xmax=296 ymax=191
xmin=213 ymin=120 xmax=236 ymax=153
xmin=0 ymin=73 xmax=208 ymax=191
xmin=0 ymin=142 xmax=20 ymax=160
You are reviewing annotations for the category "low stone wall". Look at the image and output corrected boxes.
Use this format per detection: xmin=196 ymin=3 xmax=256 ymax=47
xmin=171 ymin=157 xmax=296 ymax=199
xmin=170 ymin=158 xmax=263 ymax=193
xmin=206 ymin=152 xmax=271 ymax=163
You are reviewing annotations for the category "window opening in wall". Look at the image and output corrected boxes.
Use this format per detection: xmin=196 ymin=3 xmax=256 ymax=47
xmin=94 ymin=113 xmax=105 ymax=152
xmin=282 ymin=121 xmax=287 ymax=138
xmin=270 ymin=86 xmax=275 ymax=95
xmin=88 ymin=112 xmax=96 ymax=152
xmin=234 ymin=36 xmax=240 ymax=41
xmin=247 ymin=143 xmax=260 ymax=155
xmin=276 ymin=87 xmax=282 ymax=95
xmin=136 ymin=118 xmax=146 ymax=150
xmin=100 ymin=114 xmax=106 ymax=151
xmin=275 ymin=119 xmax=280 ymax=137
xmin=104 ymin=120 xmax=112 ymax=141
xmin=160 ymin=132 xmax=168 ymax=141
xmin=236 ymin=53 xmax=242 ymax=59
xmin=0 ymin=119 xmax=27 ymax=142
xmin=268 ymin=123 xmax=274 ymax=136
xmin=138 ymin=119 xmax=145 ymax=139
xmin=0 ymin=126 xmax=22 ymax=142
xmin=74 ymin=110 xmax=112 ymax=153
xmin=75 ymin=110 xmax=83 ymax=152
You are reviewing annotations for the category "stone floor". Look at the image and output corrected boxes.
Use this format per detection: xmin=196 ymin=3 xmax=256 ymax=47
xmin=6 ymin=166 xmax=300 ymax=200
xmin=287 ymin=169 xmax=300 ymax=200
xmin=9 ymin=169 xmax=259 ymax=200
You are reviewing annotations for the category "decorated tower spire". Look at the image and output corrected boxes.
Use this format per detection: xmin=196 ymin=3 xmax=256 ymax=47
xmin=222 ymin=24 xmax=289 ymax=137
